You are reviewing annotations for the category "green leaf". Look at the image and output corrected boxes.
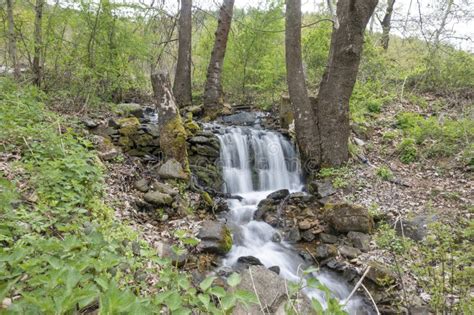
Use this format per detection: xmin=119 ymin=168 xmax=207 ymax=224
xmin=221 ymin=295 xmax=236 ymax=310
xmin=165 ymin=292 xmax=182 ymax=311
xmin=199 ymin=276 xmax=216 ymax=292
xmin=311 ymin=298 xmax=324 ymax=314
xmin=197 ymin=293 xmax=210 ymax=310
xmin=209 ymin=286 xmax=226 ymax=298
xmin=234 ymin=289 xmax=258 ymax=306
xmin=226 ymin=273 xmax=241 ymax=287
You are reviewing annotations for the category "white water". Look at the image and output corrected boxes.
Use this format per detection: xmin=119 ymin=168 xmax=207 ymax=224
xmin=215 ymin=125 xmax=370 ymax=314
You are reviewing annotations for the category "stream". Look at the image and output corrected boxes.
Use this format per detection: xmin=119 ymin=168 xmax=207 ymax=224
xmin=210 ymin=124 xmax=371 ymax=314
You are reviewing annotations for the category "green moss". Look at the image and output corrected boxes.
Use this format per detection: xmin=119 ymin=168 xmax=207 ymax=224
xmin=202 ymin=191 xmax=213 ymax=206
xmin=118 ymin=136 xmax=133 ymax=149
xmin=185 ymin=120 xmax=201 ymax=136
xmin=161 ymin=115 xmax=190 ymax=174
xmin=118 ymin=117 xmax=140 ymax=136
xmin=220 ymin=226 xmax=233 ymax=253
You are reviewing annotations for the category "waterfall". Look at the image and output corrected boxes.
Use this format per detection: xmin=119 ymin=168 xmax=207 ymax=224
xmin=212 ymin=124 xmax=371 ymax=314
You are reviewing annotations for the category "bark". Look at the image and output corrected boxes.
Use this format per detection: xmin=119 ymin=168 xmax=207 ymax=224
xmin=433 ymin=0 xmax=453 ymax=47
xmin=6 ymin=0 xmax=19 ymax=79
xmin=173 ymin=0 xmax=193 ymax=108
xmin=33 ymin=0 xmax=44 ymax=87
xmin=203 ymin=0 xmax=235 ymax=119
xmin=380 ymin=0 xmax=396 ymax=50
xmin=285 ymin=0 xmax=321 ymax=171
xmin=314 ymin=0 xmax=378 ymax=167
xmin=151 ymin=72 xmax=189 ymax=171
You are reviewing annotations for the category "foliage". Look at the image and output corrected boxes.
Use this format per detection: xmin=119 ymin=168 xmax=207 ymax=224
xmin=376 ymin=166 xmax=394 ymax=181
xmin=318 ymin=167 xmax=350 ymax=189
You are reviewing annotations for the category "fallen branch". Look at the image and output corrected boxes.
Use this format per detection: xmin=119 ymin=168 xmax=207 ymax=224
xmin=343 ymin=266 xmax=371 ymax=305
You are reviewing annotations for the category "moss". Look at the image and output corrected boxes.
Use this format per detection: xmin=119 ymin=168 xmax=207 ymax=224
xmin=133 ymin=134 xmax=153 ymax=147
xmin=160 ymin=115 xmax=190 ymax=173
xmin=118 ymin=117 xmax=140 ymax=136
xmin=185 ymin=120 xmax=201 ymax=136
xmin=219 ymin=226 xmax=233 ymax=253
xmin=201 ymin=192 xmax=213 ymax=206
xmin=118 ymin=136 xmax=133 ymax=149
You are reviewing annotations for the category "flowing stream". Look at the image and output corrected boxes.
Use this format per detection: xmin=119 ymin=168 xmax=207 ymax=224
xmin=213 ymin=125 xmax=370 ymax=314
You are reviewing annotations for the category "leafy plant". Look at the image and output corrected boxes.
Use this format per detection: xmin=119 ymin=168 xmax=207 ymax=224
xmin=376 ymin=166 xmax=394 ymax=181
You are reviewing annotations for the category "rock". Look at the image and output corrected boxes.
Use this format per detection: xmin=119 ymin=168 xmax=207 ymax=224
xmin=285 ymin=228 xmax=301 ymax=243
xmin=189 ymin=136 xmax=219 ymax=148
xmin=298 ymin=218 xmax=317 ymax=230
xmin=116 ymin=103 xmax=143 ymax=117
xmin=326 ymin=203 xmax=374 ymax=234
xmin=271 ymin=232 xmax=282 ymax=243
xmin=108 ymin=118 xmax=120 ymax=128
xmin=347 ymin=231 xmax=370 ymax=252
xmin=152 ymin=181 xmax=178 ymax=196
xmin=338 ymin=245 xmax=361 ymax=259
xmin=158 ymin=159 xmax=188 ymax=180
xmin=118 ymin=117 xmax=141 ymax=136
xmin=266 ymin=189 xmax=290 ymax=200
xmin=186 ymin=105 xmax=203 ymax=115
xmin=91 ymin=135 xmax=119 ymax=161
xmin=366 ymin=261 xmax=396 ymax=286
xmin=134 ymin=178 xmax=150 ymax=193
xmin=83 ymin=118 xmax=98 ymax=128
xmin=269 ymin=266 xmax=280 ymax=275
xmin=319 ymin=233 xmax=338 ymax=244
xmin=197 ymin=221 xmax=232 ymax=255
xmin=232 ymin=266 xmax=287 ymax=314
xmin=254 ymin=198 xmax=276 ymax=221
xmin=143 ymin=191 xmax=173 ymax=206
xmin=394 ymin=215 xmax=436 ymax=241
xmin=221 ymin=112 xmax=258 ymax=126
xmin=315 ymin=244 xmax=337 ymax=259
xmin=156 ymin=241 xmax=187 ymax=267
xmin=237 ymin=256 xmax=263 ymax=267
xmin=301 ymin=230 xmax=316 ymax=242
xmin=191 ymin=144 xmax=220 ymax=157
xmin=309 ymin=180 xmax=337 ymax=199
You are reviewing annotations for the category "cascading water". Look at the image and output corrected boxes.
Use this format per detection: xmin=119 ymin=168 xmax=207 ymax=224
xmin=213 ymin=124 xmax=371 ymax=314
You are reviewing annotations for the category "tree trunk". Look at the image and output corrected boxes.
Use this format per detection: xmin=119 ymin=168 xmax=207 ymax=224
xmin=380 ymin=0 xmax=395 ymax=50
xmin=203 ymin=0 xmax=235 ymax=119
xmin=173 ymin=0 xmax=193 ymax=108
xmin=285 ymin=0 xmax=321 ymax=172
xmin=6 ymin=0 xmax=19 ymax=79
xmin=33 ymin=0 xmax=44 ymax=87
xmin=151 ymin=72 xmax=189 ymax=171
xmin=314 ymin=0 xmax=378 ymax=167
xmin=433 ymin=0 xmax=453 ymax=47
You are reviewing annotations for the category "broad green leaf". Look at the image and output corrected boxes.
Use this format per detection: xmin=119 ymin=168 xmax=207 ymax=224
xmin=199 ymin=276 xmax=217 ymax=291
xmin=226 ymin=273 xmax=241 ymax=287
xmin=209 ymin=286 xmax=226 ymax=298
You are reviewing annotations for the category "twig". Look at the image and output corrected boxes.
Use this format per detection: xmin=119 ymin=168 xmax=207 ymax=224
xmin=343 ymin=266 xmax=371 ymax=305
xmin=361 ymin=283 xmax=381 ymax=315
xmin=248 ymin=267 xmax=265 ymax=314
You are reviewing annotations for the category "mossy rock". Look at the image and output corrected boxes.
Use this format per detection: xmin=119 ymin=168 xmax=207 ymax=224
xmin=366 ymin=261 xmax=396 ymax=286
xmin=201 ymin=192 xmax=213 ymax=207
xmin=118 ymin=117 xmax=140 ymax=136
xmin=118 ymin=136 xmax=133 ymax=149
xmin=133 ymin=134 xmax=154 ymax=147
xmin=185 ymin=120 xmax=201 ymax=136
xmin=160 ymin=116 xmax=189 ymax=172
xmin=197 ymin=221 xmax=233 ymax=255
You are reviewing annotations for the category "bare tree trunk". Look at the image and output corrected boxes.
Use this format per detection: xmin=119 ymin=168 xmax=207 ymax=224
xmin=380 ymin=0 xmax=396 ymax=50
xmin=433 ymin=0 xmax=453 ymax=47
xmin=173 ymin=0 xmax=193 ymax=108
xmin=203 ymin=0 xmax=235 ymax=119
xmin=6 ymin=0 xmax=19 ymax=79
xmin=33 ymin=0 xmax=44 ymax=87
xmin=285 ymin=0 xmax=321 ymax=171
xmin=314 ymin=0 xmax=378 ymax=167
xmin=151 ymin=72 xmax=189 ymax=171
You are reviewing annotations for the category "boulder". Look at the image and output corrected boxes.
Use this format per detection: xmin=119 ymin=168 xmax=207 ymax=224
xmin=269 ymin=266 xmax=280 ymax=275
xmin=191 ymin=144 xmax=220 ymax=157
xmin=236 ymin=256 xmax=263 ymax=270
xmin=319 ymin=233 xmax=338 ymax=244
xmin=326 ymin=203 xmax=374 ymax=234
xmin=308 ymin=180 xmax=337 ymax=199
xmin=366 ymin=261 xmax=396 ymax=286
xmin=91 ymin=135 xmax=119 ymax=161
xmin=83 ymin=118 xmax=98 ymax=128
xmin=152 ymin=181 xmax=178 ymax=196
xmin=347 ymin=231 xmax=371 ymax=252
xmin=158 ymin=159 xmax=188 ymax=180
xmin=156 ymin=241 xmax=187 ymax=267
xmin=266 ymin=189 xmax=290 ymax=201
xmin=189 ymin=136 xmax=219 ymax=149
xmin=134 ymin=178 xmax=150 ymax=193
xmin=301 ymin=230 xmax=316 ymax=242
xmin=221 ymin=112 xmax=258 ymax=126
xmin=285 ymin=228 xmax=301 ymax=243
xmin=315 ymin=244 xmax=337 ymax=259
xmin=338 ymin=245 xmax=361 ymax=259
xmin=197 ymin=221 xmax=232 ymax=255
xmin=143 ymin=191 xmax=173 ymax=206
xmin=116 ymin=103 xmax=144 ymax=118
xmin=118 ymin=117 xmax=141 ymax=136
xmin=394 ymin=215 xmax=436 ymax=241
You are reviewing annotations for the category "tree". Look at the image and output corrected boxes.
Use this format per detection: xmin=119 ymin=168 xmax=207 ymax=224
xmin=203 ymin=0 xmax=235 ymax=119
xmin=6 ymin=0 xmax=19 ymax=79
xmin=285 ymin=0 xmax=321 ymax=168
xmin=313 ymin=0 xmax=378 ymax=167
xmin=380 ymin=0 xmax=396 ymax=50
xmin=173 ymin=0 xmax=193 ymax=108
xmin=151 ymin=72 xmax=189 ymax=171
xmin=33 ymin=0 xmax=44 ymax=86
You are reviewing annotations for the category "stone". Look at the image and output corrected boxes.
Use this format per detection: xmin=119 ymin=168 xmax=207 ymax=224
xmin=83 ymin=118 xmax=98 ymax=128
xmin=269 ymin=266 xmax=280 ymax=275
xmin=116 ymin=103 xmax=143 ymax=117
xmin=301 ymin=230 xmax=316 ymax=242
xmin=189 ymin=135 xmax=218 ymax=147
xmin=366 ymin=261 xmax=396 ymax=286
xmin=338 ymin=245 xmax=361 ymax=259
xmin=134 ymin=178 xmax=150 ymax=193
xmin=394 ymin=215 xmax=436 ymax=241
xmin=232 ymin=266 xmax=287 ymax=314
xmin=326 ymin=203 xmax=374 ymax=234
xmin=309 ymin=179 xmax=337 ymax=199
xmin=220 ymin=112 xmax=258 ymax=126
xmin=191 ymin=144 xmax=220 ymax=157
xmin=197 ymin=221 xmax=232 ymax=255
xmin=156 ymin=241 xmax=187 ymax=267
xmin=319 ymin=233 xmax=338 ymax=244
xmin=266 ymin=189 xmax=290 ymax=201
xmin=254 ymin=198 xmax=276 ymax=220
xmin=152 ymin=181 xmax=178 ymax=196
xmin=118 ymin=117 xmax=141 ymax=137
xmin=158 ymin=159 xmax=188 ymax=180
xmin=237 ymin=256 xmax=263 ymax=267
xmin=186 ymin=105 xmax=203 ymax=115
xmin=91 ymin=135 xmax=119 ymax=161
xmin=315 ymin=244 xmax=337 ymax=259
xmin=143 ymin=191 xmax=173 ymax=206
xmin=98 ymin=149 xmax=119 ymax=161
xmin=347 ymin=231 xmax=371 ymax=252
xmin=285 ymin=228 xmax=301 ymax=243
xmin=298 ymin=218 xmax=316 ymax=230
xmin=108 ymin=118 xmax=120 ymax=128
xmin=141 ymin=124 xmax=160 ymax=137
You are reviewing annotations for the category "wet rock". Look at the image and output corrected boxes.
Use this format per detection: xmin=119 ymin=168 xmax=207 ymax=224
xmin=158 ymin=159 xmax=188 ymax=180
xmin=315 ymin=244 xmax=337 ymax=259
xmin=197 ymin=221 xmax=232 ymax=255
xmin=298 ymin=218 xmax=317 ymax=230
xmin=271 ymin=232 xmax=282 ymax=243
xmin=156 ymin=241 xmax=187 ymax=267
xmin=143 ymin=191 xmax=173 ymax=206
xmin=254 ymin=198 xmax=276 ymax=220
xmin=220 ymin=112 xmax=258 ymax=126
xmin=190 ymin=165 xmax=223 ymax=191
xmin=134 ymin=178 xmax=150 ymax=193
xmin=285 ymin=228 xmax=301 ymax=243
xmin=324 ymin=258 xmax=347 ymax=271
xmin=319 ymin=233 xmax=338 ymax=244
xmin=347 ymin=231 xmax=370 ymax=252
xmin=301 ymin=230 xmax=316 ymax=242
xmin=309 ymin=179 xmax=336 ymax=199
xmin=189 ymin=135 xmax=219 ymax=148
xmin=152 ymin=181 xmax=178 ymax=196
xmin=191 ymin=144 xmax=220 ymax=157
xmin=327 ymin=203 xmax=374 ymax=234
xmin=394 ymin=215 xmax=436 ymax=241
xmin=269 ymin=266 xmax=280 ymax=275
xmin=366 ymin=261 xmax=396 ymax=286
xmin=266 ymin=189 xmax=290 ymax=200
xmin=237 ymin=256 xmax=263 ymax=267
xmin=338 ymin=245 xmax=361 ymax=259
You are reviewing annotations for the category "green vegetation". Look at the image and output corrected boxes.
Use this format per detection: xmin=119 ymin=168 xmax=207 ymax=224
xmin=0 ymin=80 xmax=256 ymax=313
xmin=376 ymin=166 xmax=394 ymax=181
